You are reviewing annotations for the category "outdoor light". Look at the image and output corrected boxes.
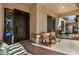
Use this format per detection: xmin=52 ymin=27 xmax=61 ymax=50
xmin=62 ymin=6 xmax=64 ymax=8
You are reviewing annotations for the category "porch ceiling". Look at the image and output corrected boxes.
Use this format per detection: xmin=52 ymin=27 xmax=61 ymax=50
xmin=40 ymin=3 xmax=78 ymax=14
xmin=12 ymin=3 xmax=79 ymax=14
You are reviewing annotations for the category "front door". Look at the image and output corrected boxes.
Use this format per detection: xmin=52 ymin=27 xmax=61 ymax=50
xmin=14 ymin=9 xmax=30 ymax=42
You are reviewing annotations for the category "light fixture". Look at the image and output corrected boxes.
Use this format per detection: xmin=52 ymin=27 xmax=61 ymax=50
xmin=62 ymin=6 xmax=64 ymax=8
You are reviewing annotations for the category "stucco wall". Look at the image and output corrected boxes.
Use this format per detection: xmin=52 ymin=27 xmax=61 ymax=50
xmin=30 ymin=4 xmax=37 ymax=40
xmin=36 ymin=4 xmax=58 ymax=34
xmin=0 ymin=4 xmax=4 ymax=40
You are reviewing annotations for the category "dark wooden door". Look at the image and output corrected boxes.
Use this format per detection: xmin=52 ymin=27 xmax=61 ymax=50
xmin=14 ymin=9 xmax=30 ymax=42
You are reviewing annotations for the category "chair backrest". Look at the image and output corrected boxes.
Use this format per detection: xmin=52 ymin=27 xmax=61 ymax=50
xmin=51 ymin=32 xmax=56 ymax=36
xmin=42 ymin=32 xmax=46 ymax=37
xmin=49 ymin=32 xmax=56 ymax=40
xmin=40 ymin=32 xmax=46 ymax=39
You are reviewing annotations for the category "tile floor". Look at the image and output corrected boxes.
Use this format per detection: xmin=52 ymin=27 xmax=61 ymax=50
xmin=32 ymin=39 xmax=79 ymax=55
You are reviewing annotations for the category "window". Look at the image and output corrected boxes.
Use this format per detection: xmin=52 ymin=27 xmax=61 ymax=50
xmin=47 ymin=15 xmax=56 ymax=32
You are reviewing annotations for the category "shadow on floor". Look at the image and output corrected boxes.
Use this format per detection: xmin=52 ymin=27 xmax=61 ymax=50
xmin=20 ymin=40 xmax=66 ymax=55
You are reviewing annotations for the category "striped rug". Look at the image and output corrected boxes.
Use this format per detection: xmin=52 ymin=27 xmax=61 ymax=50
xmin=9 ymin=43 xmax=31 ymax=55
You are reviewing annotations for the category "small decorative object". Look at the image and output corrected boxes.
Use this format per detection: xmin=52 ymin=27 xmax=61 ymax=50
xmin=0 ymin=43 xmax=10 ymax=55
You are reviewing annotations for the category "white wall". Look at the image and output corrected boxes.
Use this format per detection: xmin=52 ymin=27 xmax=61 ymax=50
xmin=36 ymin=4 xmax=58 ymax=34
xmin=37 ymin=4 xmax=47 ymax=34
xmin=30 ymin=4 xmax=37 ymax=40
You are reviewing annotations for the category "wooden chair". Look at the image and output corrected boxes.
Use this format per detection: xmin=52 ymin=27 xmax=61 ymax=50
xmin=39 ymin=32 xmax=47 ymax=43
xmin=49 ymin=32 xmax=56 ymax=46
xmin=55 ymin=31 xmax=60 ymax=42
xmin=31 ymin=33 xmax=37 ymax=43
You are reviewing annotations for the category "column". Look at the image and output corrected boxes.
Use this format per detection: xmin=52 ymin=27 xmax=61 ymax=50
xmin=78 ymin=16 xmax=79 ymax=34
xmin=0 ymin=4 xmax=4 ymax=40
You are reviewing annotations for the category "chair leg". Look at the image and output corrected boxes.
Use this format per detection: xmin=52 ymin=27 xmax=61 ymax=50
xmin=59 ymin=39 xmax=60 ymax=42
xmin=49 ymin=39 xmax=52 ymax=47
xmin=41 ymin=38 xmax=43 ymax=43
xmin=45 ymin=40 xmax=47 ymax=43
xmin=52 ymin=37 xmax=56 ymax=44
xmin=53 ymin=40 xmax=56 ymax=44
